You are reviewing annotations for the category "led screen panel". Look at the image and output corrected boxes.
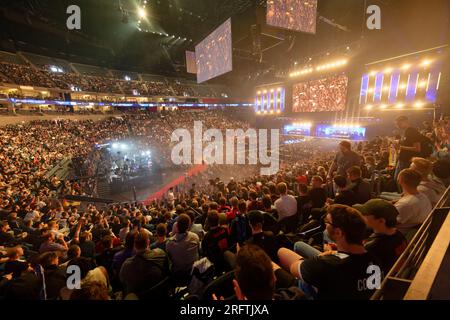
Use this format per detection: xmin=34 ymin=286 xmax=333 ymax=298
xmin=195 ymin=18 xmax=232 ymax=84
xmin=267 ymin=0 xmax=318 ymax=34
xmin=292 ymin=73 xmax=348 ymax=112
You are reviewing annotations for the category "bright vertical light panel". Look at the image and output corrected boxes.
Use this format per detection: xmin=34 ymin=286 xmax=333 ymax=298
xmin=373 ymin=73 xmax=384 ymax=102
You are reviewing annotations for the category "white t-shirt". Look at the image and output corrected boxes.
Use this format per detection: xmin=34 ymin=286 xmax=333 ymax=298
xmin=395 ymin=193 xmax=432 ymax=234
xmin=418 ymin=180 xmax=445 ymax=207
xmin=274 ymin=194 xmax=298 ymax=221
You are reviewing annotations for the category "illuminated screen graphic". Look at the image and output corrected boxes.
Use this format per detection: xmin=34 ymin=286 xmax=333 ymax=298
xmin=316 ymin=125 xmax=366 ymax=141
xmin=283 ymin=124 xmax=311 ymax=136
xmin=359 ymin=64 xmax=442 ymax=105
xmin=292 ymin=74 xmax=349 ymax=113
xmin=255 ymin=87 xmax=286 ymax=113
xmin=195 ymin=18 xmax=232 ymax=84
xmin=267 ymin=0 xmax=318 ymax=34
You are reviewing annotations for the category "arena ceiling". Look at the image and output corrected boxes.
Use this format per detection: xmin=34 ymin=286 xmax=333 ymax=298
xmin=0 ymin=0 xmax=448 ymax=84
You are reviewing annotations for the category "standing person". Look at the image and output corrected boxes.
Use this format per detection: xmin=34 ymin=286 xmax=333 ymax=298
xmin=393 ymin=116 xmax=422 ymax=181
xmin=327 ymin=140 xmax=362 ymax=178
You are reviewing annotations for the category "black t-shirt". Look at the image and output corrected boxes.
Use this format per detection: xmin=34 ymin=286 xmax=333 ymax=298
xmin=364 ymin=231 xmax=407 ymax=273
xmin=246 ymin=231 xmax=279 ymax=262
xmin=399 ymin=127 xmax=422 ymax=162
xmin=300 ymin=251 xmax=380 ymax=300
xmin=308 ymin=188 xmax=327 ymax=209
xmin=334 ymin=189 xmax=358 ymax=206
xmin=334 ymin=151 xmax=362 ymax=176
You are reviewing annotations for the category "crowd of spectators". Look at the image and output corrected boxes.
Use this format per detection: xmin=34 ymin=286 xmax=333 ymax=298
xmin=0 ymin=109 xmax=449 ymax=301
xmin=0 ymin=59 xmax=226 ymax=98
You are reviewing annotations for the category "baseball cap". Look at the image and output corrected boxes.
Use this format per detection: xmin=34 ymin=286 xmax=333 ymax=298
xmin=353 ymin=199 xmax=399 ymax=224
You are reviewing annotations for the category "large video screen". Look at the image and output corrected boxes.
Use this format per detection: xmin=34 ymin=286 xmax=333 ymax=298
xmin=267 ymin=0 xmax=318 ymax=34
xmin=186 ymin=51 xmax=197 ymax=74
xmin=316 ymin=125 xmax=366 ymax=141
xmin=292 ymin=74 xmax=349 ymax=113
xmin=195 ymin=18 xmax=232 ymax=84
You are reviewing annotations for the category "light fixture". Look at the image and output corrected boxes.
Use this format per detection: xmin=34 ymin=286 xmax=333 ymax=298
xmin=414 ymin=101 xmax=424 ymax=108
xmin=395 ymin=103 xmax=404 ymax=109
xmin=401 ymin=64 xmax=411 ymax=70
xmin=421 ymin=59 xmax=432 ymax=67
xmin=138 ymin=7 xmax=146 ymax=18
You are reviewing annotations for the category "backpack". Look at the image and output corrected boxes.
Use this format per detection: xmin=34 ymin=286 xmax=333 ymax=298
xmin=187 ymin=257 xmax=215 ymax=298
xmin=419 ymin=134 xmax=434 ymax=158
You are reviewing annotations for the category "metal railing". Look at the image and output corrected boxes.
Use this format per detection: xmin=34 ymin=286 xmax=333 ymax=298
xmin=371 ymin=185 xmax=450 ymax=300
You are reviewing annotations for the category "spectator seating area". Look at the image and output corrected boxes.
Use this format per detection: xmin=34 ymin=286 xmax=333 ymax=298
xmin=0 ymin=109 xmax=449 ymax=300
xmin=0 ymin=51 xmax=232 ymax=98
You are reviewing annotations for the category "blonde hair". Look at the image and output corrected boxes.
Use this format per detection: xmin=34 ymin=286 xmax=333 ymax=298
xmin=411 ymin=157 xmax=433 ymax=178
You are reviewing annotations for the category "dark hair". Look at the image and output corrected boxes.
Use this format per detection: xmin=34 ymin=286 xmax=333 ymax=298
xmin=70 ymin=282 xmax=109 ymax=300
xmin=248 ymin=211 xmax=264 ymax=228
xmin=339 ymin=140 xmax=352 ymax=150
xmin=101 ymin=235 xmax=113 ymax=249
xmin=218 ymin=197 xmax=227 ymax=206
xmin=395 ymin=115 xmax=409 ymax=123
xmin=262 ymin=195 xmax=272 ymax=209
xmin=299 ymin=184 xmax=308 ymax=194
xmin=156 ymin=223 xmax=167 ymax=237
xmin=124 ymin=231 xmax=137 ymax=250
xmin=327 ymin=205 xmax=367 ymax=245
xmin=177 ymin=214 xmax=191 ymax=234
xmin=134 ymin=230 xmax=150 ymax=250
xmin=67 ymin=245 xmax=81 ymax=260
xmin=235 ymin=244 xmax=274 ymax=300
xmin=37 ymin=252 xmax=58 ymax=269
xmin=346 ymin=166 xmax=362 ymax=178
xmin=207 ymin=210 xmax=220 ymax=228
xmin=433 ymin=159 xmax=450 ymax=179
xmin=238 ymin=200 xmax=247 ymax=214
xmin=67 ymin=257 xmax=96 ymax=280
xmin=333 ymin=175 xmax=348 ymax=188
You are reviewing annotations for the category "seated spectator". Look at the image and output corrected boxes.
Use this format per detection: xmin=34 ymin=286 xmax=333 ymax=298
xmin=221 ymin=244 xmax=275 ymax=300
xmin=262 ymin=195 xmax=276 ymax=216
xmin=165 ymin=214 xmax=200 ymax=283
xmin=79 ymin=231 xmax=96 ymax=259
xmin=39 ymin=232 xmax=68 ymax=256
xmin=308 ymin=176 xmax=327 ymax=209
xmin=96 ymin=235 xmax=122 ymax=280
xmin=432 ymin=158 xmax=450 ymax=188
xmin=214 ymin=244 xmax=301 ymax=301
xmin=330 ymin=175 xmax=357 ymax=206
xmin=278 ymin=204 xmax=380 ymax=300
xmin=395 ymin=169 xmax=432 ymax=235
xmin=347 ymin=166 xmax=372 ymax=204
xmin=410 ymin=157 xmax=445 ymax=206
xmin=227 ymin=197 xmax=240 ymax=221
xmin=113 ymin=231 xmax=137 ymax=277
xmin=274 ymin=182 xmax=297 ymax=221
xmin=229 ymin=201 xmax=252 ymax=246
xmin=354 ymin=199 xmax=408 ymax=273
xmin=37 ymin=251 xmax=67 ymax=300
xmin=3 ymin=246 xmax=29 ymax=279
xmin=247 ymin=191 xmax=262 ymax=212
xmin=202 ymin=210 xmax=230 ymax=272
xmin=119 ymin=230 xmax=169 ymax=296
xmin=246 ymin=211 xmax=279 ymax=262
xmin=150 ymin=223 xmax=167 ymax=251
